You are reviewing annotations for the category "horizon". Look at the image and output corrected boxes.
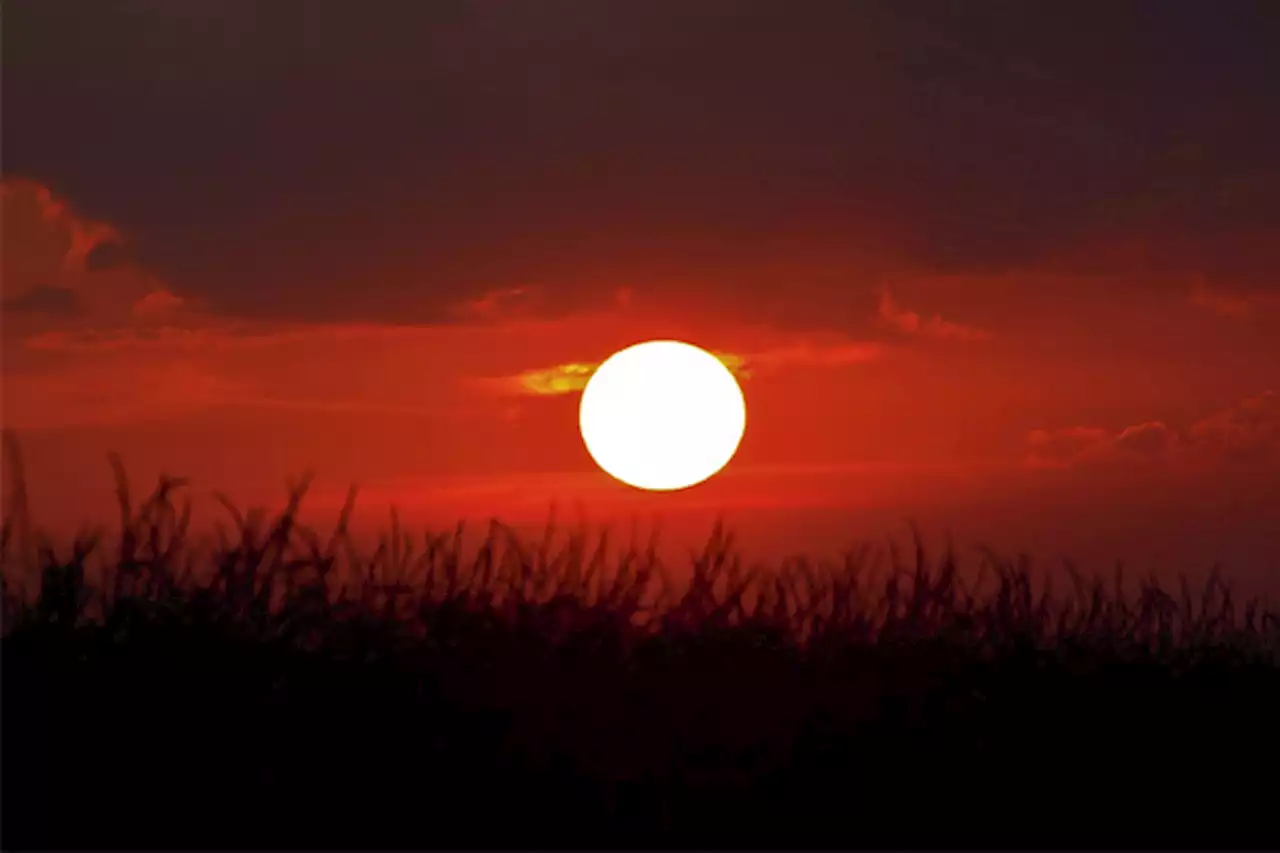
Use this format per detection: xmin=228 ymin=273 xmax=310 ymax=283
xmin=5 ymin=434 xmax=1277 ymax=604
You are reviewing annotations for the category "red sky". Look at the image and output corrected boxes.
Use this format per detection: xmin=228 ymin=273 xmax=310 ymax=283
xmin=3 ymin=2 xmax=1279 ymax=594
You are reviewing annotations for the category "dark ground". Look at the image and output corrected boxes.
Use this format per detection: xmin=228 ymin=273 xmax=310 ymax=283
xmin=3 ymin=474 xmax=1279 ymax=848
xmin=6 ymin=583 xmax=1279 ymax=849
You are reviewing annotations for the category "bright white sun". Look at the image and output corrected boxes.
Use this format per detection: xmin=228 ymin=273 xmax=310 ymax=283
xmin=578 ymin=339 xmax=747 ymax=491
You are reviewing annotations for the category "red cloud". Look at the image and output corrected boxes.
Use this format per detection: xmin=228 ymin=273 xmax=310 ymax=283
xmin=450 ymin=286 xmax=531 ymax=320
xmin=1025 ymin=391 xmax=1280 ymax=468
xmin=1024 ymin=426 xmax=1112 ymax=468
xmin=1186 ymin=390 xmax=1280 ymax=461
xmin=738 ymin=341 xmax=883 ymax=371
xmin=1190 ymin=282 xmax=1253 ymax=319
xmin=2 ymin=179 xmax=191 ymax=336
xmin=1189 ymin=281 xmax=1280 ymax=320
xmin=877 ymin=290 xmax=991 ymax=342
xmin=3 ymin=179 xmax=122 ymax=273
xmin=1 ymin=181 xmax=521 ymax=428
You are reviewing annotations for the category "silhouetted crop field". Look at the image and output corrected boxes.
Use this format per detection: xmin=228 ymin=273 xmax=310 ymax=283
xmin=4 ymin=451 xmax=1279 ymax=848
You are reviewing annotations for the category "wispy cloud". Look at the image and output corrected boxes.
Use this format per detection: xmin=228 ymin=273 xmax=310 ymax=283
xmin=1188 ymin=281 xmax=1274 ymax=320
xmin=737 ymin=340 xmax=883 ymax=371
xmin=1024 ymin=391 xmax=1280 ymax=468
xmin=2 ymin=181 xmax=508 ymax=428
xmin=2 ymin=179 xmax=122 ymax=273
xmin=1 ymin=283 xmax=84 ymax=318
xmin=1023 ymin=425 xmax=1113 ymax=468
xmin=449 ymin=286 xmax=532 ymax=320
xmin=2 ymin=179 xmax=191 ymax=338
xmin=487 ymin=339 xmax=884 ymax=397
xmin=510 ymin=361 xmax=600 ymax=396
xmin=19 ymin=321 xmax=458 ymax=355
xmin=877 ymin=289 xmax=992 ymax=342
xmin=1 ymin=361 xmax=258 ymax=429
xmin=131 ymin=287 xmax=187 ymax=319
xmin=1186 ymin=390 xmax=1280 ymax=460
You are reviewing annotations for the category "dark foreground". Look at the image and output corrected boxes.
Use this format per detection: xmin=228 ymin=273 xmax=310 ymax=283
xmin=4 ymin=474 xmax=1280 ymax=848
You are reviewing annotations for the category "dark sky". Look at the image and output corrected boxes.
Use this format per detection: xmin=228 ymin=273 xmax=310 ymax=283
xmin=8 ymin=0 xmax=1279 ymax=324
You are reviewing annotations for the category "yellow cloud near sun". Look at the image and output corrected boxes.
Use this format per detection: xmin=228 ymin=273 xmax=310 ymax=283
xmin=514 ymin=351 xmax=750 ymax=397
xmin=520 ymin=362 xmax=598 ymax=395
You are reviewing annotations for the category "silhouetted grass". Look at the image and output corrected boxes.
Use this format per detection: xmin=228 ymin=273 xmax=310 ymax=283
xmin=3 ymin=438 xmax=1279 ymax=848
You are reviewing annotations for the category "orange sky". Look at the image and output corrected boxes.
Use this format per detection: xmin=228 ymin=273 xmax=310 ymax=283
xmin=3 ymin=177 xmax=1278 ymax=593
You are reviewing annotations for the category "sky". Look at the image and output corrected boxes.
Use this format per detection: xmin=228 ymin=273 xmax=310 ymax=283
xmin=3 ymin=1 xmax=1279 ymax=591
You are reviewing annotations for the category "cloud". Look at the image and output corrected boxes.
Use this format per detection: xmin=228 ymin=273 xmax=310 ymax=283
xmin=1186 ymin=390 xmax=1280 ymax=461
xmin=446 ymin=283 xmax=645 ymax=328
xmin=132 ymin=287 xmax=187 ymax=319
xmin=2 ymin=179 xmax=189 ymax=337
xmin=449 ymin=286 xmax=532 ymax=321
xmin=84 ymin=240 xmax=131 ymax=273
xmin=1025 ymin=391 xmax=1280 ymax=468
xmin=1112 ymin=421 xmax=1181 ymax=458
xmin=1 ymin=180 xmax=487 ymax=428
xmin=1024 ymin=425 xmax=1112 ymax=468
xmin=4 ymin=180 xmax=123 ymax=273
xmin=3 ymin=180 xmax=890 ymax=435
xmin=489 ymin=339 xmax=884 ymax=397
xmin=22 ymin=326 xmax=233 ymax=354
xmin=1189 ymin=281 xmax=1279 ymax=320
xmin=508 ymin=362 xmax=599 ymax=396
xmin=3 ymin=316 xmax=491 ymax=429
xmin=1 ymin=283 xmax=83 ymax=317
xmin=734 ymin=340 xmax=883 ymax=373
xmin=1 ymin=362 xmax=257 ymax=429
xmin=492 ymin=357 xmax=719 ymax=398
xmin=877 ymin=290 xmax=992 ymax=342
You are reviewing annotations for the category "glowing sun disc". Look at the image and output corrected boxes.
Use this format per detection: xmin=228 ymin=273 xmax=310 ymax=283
xmin=578 ymin=339 xmax=747 ymax=491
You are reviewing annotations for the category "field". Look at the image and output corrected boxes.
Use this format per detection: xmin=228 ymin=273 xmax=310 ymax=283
xmin=4 ymin=452 xmax=1279 ymax=849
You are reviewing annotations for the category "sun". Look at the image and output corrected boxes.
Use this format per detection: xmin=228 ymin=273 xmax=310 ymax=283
xmin=578 ymin=339 xmax=747 ymax=491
